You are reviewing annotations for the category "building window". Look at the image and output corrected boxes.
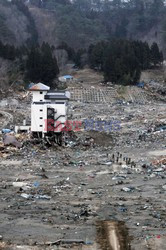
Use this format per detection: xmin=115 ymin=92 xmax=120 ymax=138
xmin=40 ymin=109 xmax=43 ymax=112
xmin=40 ymin=117 xmax=43 ymax=119
xmin=40 ymin=92 xmax=43 ymax=94
xmin=40 ymin=100 xmax=43 ymax=102
xmin=40 ymin=125 xmax=43 ymax=127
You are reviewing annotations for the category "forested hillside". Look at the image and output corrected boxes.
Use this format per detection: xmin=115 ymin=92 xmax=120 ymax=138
xmin=0 ymin=0 xmax=166 ymax=87
xmin=28 ymin=0 xmax=166 ymax=53
xmin=1 ymin=0 xmax=166 ymax=51
xmin=0 ymin=0 xmax=38 ymax=46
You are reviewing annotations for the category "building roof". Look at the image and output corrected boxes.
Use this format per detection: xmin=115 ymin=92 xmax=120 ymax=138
xmin=47 ymin=90 xmax=66 ymax=94
xmin=29 ymin=83 xmax=50 ymax=91
xmin=44 ymin=94 xmax=69 ymax=100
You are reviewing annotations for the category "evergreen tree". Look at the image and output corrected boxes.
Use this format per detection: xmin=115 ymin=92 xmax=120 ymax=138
xmin=26 ymin=43 xmax=59 ymax=86
xmin=150 ymin=42 xmax=161 ymax=66
xmin=88 ymin=41 xmax=107 ymax=70
xmin=88 ymin=39 xmax=162 ymax=85
xmin=160 ymin=51 xmax=164 ymax=64
xmin=40 ymin=42 xmax=59 ymax=85
xmin=26 ymin=47 xmax=42 ymax=82
xmin=74 ymin=48 xmax=86 ymax=68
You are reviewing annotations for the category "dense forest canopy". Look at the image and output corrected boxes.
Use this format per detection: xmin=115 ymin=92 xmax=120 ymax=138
xmin=0 ymin=37 xmax=162 ymax=86
xmin=88 ymin=40 xmax=163 ymax=84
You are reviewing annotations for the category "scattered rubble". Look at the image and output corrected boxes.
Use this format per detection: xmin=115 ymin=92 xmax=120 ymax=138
xmin=3 ymin=134 xmax=21 ymax=148
xmin=0 ymin=77 xmax=166 ymax=249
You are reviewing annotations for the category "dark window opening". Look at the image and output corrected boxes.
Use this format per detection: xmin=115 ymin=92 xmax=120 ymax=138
xmin=40 ymin=125 xmax=43 ymax=127
xmin=40 ymin=92 xmax=43 ymax=94
xmin=40 ymin=109 xmax=43 ymax=111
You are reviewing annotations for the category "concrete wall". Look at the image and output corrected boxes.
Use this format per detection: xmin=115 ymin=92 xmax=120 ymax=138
xmin=31 ymin=102 xmax=68 ymax=133
xmin=31 ymin=104 xmax=44 ymax=133
xmin=32 ymin=91 xmax=47 ymax=103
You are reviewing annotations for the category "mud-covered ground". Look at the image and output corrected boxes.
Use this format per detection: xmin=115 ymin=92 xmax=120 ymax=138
xmin=0 ymin=73 xmax=166 ymax=249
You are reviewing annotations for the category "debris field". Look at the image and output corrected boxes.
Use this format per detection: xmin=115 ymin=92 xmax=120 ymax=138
xmin=0 ymin=79 xmax=166 ymax=250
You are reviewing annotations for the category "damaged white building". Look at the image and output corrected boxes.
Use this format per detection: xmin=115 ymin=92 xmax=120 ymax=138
xmin=29 ymin=83 xmax=70 ymax=141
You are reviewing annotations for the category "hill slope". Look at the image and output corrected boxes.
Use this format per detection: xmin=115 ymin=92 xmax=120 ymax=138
xmin=27 ymin=0 xmax=166 ymax=53
xmin=0 ymin=0 xmax=37 ymax=46
xmin=0 ymin=0 xmax=166 ymax=52
xmin=0 ymin=0 xmax=166 ymax=90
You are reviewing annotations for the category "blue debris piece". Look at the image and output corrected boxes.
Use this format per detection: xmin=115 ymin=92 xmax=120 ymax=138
xmin=2 ymin=129 xmax=12 ymax=134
